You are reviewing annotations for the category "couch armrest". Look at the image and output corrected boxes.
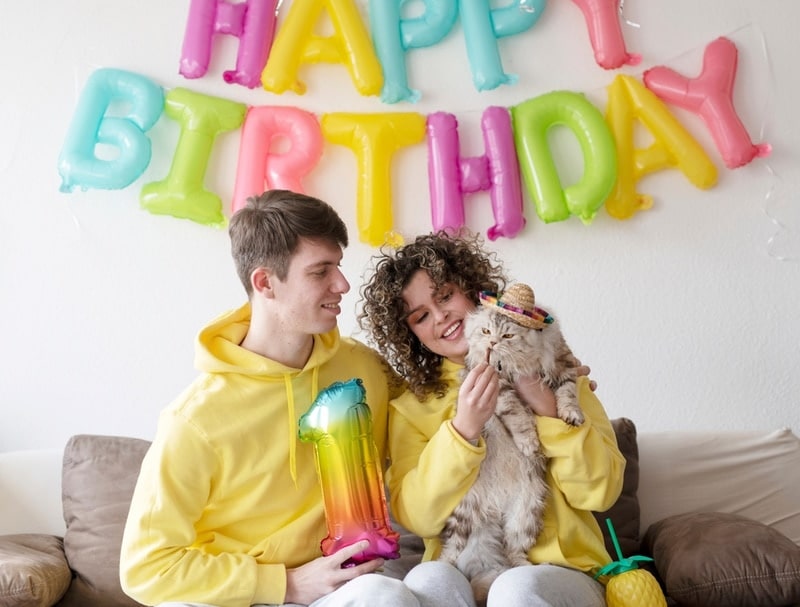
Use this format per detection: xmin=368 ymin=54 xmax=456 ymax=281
xmin=0 ymin=534 xmax=71 ymax=607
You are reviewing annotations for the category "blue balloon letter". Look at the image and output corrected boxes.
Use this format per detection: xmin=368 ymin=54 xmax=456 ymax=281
xmin=58 ymin=69 xmax=164 ymax=192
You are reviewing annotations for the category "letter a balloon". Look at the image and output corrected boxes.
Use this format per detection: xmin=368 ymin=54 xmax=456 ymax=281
xmin=298 ymin=379 xmax=400 ymax=566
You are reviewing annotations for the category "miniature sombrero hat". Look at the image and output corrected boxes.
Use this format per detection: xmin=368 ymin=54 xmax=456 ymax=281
xmin=478 ymin=283 xmax=554 ymax=330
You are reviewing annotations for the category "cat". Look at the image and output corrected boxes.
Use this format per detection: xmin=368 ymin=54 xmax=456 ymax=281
xmin=437 ymin=283 xmax=584 ymax=602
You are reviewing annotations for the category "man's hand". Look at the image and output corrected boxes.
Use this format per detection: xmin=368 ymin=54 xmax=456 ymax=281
xmin=284 ymin=541 xmax=383 ymax=605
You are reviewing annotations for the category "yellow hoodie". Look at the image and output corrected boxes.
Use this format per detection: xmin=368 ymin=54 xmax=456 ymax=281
xmin=119 ymin=304 xmax=401 ymax=607
xmin=386 ymin=359 xmax=624 ymax=575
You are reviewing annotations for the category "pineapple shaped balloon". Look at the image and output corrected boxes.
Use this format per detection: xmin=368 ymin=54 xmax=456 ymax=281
xmin=595 ymin=518 xmax=667 ymax=607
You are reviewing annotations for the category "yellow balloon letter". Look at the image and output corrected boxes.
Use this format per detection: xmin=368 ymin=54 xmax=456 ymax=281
xmin=261 ymin=0 xmax=383 ymax=97
xmin=604 ymin=75 xmax=718 ymax=220
xmin=322 ymin=112 xmax=426 ymax=246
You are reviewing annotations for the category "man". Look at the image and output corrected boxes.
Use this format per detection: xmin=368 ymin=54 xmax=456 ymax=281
xmin=119 ymin=190 xmax=418 ymax=607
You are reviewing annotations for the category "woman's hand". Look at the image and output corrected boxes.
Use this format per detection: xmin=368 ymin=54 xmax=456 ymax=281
xmin=515 ymin=363 xmax=596 ymax=418
xmin=575 ymin=362 xmax=597 ymax=392
xmin=452 ymin=362 xmax=499 ymax=442
xmin=514 ymin=374 xmax=558 ymax=417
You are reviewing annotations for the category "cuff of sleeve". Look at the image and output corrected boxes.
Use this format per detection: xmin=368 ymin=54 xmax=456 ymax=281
xmin=253 ymin=563 xmax=287 ymax=605
xmin=445 ymin=420 xmax=486 ymax=451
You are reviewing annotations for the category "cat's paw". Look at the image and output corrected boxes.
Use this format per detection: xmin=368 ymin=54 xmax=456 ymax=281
xmin=559 ymin=406 xmax=585 ymax=426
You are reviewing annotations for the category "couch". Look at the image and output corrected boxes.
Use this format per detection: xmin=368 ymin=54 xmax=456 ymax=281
xmin=2 ymin=419 xmax=800 ymax=607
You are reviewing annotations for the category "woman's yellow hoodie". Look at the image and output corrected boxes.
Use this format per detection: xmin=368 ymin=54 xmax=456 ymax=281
xmin=120 ymin=303 xmax=401 ymax=607
xmin=386 ymin=359 xmax=625 ymax=575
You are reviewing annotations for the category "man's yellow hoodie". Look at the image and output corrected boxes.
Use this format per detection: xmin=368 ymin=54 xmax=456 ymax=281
xmin=119 ymin=304 xmax=400 ymax=607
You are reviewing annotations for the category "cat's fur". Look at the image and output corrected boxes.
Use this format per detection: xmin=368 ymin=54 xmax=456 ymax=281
xmin=437 ymin=302 xmax=584 ymax=601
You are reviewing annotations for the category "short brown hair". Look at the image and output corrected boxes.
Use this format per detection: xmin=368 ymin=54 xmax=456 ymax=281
xmin=358 ymin=231 xmax=506 ymax=400
xmin=229 ymin=190 xmax=348 ymax=296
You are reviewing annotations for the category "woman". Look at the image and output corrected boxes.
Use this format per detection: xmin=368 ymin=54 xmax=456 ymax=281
xmin=359 ymin=231 xmax=625 ymax=607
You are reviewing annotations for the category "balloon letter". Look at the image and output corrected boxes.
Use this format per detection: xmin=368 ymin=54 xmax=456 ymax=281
xmin=427 ymin=107 xmax=525 ymax=240
xmin=298 ymin=379 xmax=400 ymax=566
xmin=368 ymin=0 xmax=458 ymax=103
xmin=322 ymin=112 xmax=426 ymax=246
xmin=511 ymin=90 xmax=617 ymax=224
xmin=140 ymin=88 xmax=246 ymax=228
xmin=570 ymin=0 xmax=641 ymax=69
xmin=643 ymin=37 xmax=771 ymax=169
xmin=58 ymin=69 xmax=164 ymax=193
xmin=459 ymin=0 xmax=546 ymax=91
xmin=604 ymin=75 xmax=717 ymax=219
xmin=180 ymin=0 xmax=279 ymax=88
xmin=261 ymin=0 xmax=382 ymax=97
xmin=232 ymin=106 xmax=324 ymax=213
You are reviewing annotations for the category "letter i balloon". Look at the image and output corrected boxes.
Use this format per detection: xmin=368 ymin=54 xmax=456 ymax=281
xmin=298 ymin=379 xmax=400 ymax=566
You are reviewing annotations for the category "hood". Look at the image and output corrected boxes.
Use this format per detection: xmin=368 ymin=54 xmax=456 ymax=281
xmin=194 ymin=303 xmax=341 ymax=376
xmin=193 ymin=302 xmax=341 ymax=485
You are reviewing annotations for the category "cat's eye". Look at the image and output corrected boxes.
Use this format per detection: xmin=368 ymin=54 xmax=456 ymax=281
xmin=502 ymin=333 xmax=514 ymax=339
xmin=481 ymin=328 xmax=491 ymax=335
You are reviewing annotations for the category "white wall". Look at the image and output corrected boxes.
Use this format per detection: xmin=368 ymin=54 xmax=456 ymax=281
xmin=1 ymin=0 xmax=798 ymax=452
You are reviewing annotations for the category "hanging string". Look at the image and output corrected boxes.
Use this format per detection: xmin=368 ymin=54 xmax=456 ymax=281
xmin=619 ymin=0 xmax=641 ymax=29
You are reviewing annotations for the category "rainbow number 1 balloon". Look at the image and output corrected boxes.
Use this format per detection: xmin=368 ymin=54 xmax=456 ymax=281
xmin=298 ymin=379 xmax=400 ymax=566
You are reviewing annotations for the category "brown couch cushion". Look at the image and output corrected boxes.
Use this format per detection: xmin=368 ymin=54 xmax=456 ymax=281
xmin=0 ymin=534 xmax=71 ymax=607
xmin=59 ymin=435 xmax=150 ymax=607
xmin=643 ymin=512 xmax=800 ymax=607
xmin=594 ymin=417 xmax=641 ymax=558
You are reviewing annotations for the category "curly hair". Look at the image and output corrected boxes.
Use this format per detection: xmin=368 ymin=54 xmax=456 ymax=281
xmin=358 ymin=231 xmax=507 ymax=401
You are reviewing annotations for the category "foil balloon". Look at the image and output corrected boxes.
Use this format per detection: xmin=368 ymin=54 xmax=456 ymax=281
xmin=298 ymin=379 xmax=400 ymax=566
xmin=58 ymin=68 xmax=164 ymax=193
xmin=231 ymin=106 xmax=324 ymax=214
xmin=261 ymin=0 xmax=383 ymax=97
xmin=643 ymin=37 xmax=771 ymax=169
xmin=604 ymin=74 xmax=717 ymax=220
xmin=321 ymin=112 xmax=426 ymax=247
xmin=368 ymin=0 xmax=459 ymax=103
xmin=426 ymin=106 xmax=525 ymax=240
xmin=511 ymin=90 xmax=617 ymax=224
xmin=570 ymin=0 xmax=641 ymax=70
xmin=179 ymin=0 xmax=279 ymax=88
xmin=140 ymin=88 xmax=246 ymax=228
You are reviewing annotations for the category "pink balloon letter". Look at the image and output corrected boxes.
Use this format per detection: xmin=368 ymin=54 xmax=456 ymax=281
xmin=570 ymin=0 xmax=640 ymax=69
xmin=427 ymin=107 xmax=525 ymax=240
xmin=232 ymin=106 xmax=324 ymax=213
xmin=180 ymin=0 xmax=278 ymax=89
xmin=643 ymin=37 xmax=771 ymax=169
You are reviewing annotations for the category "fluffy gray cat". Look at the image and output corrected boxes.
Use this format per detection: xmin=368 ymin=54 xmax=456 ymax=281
xmin=437 ymin=283 xmax=584 ymax=602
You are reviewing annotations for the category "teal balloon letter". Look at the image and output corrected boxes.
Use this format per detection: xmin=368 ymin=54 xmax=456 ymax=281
xmin=58 ymin=69 xmax=164 ymax=193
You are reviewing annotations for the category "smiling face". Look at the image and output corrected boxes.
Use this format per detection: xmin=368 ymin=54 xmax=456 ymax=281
xmin=401 ymin=269 xmax=477 ymax=365
xmin=271 ymin=237 xmax=350 ymax=336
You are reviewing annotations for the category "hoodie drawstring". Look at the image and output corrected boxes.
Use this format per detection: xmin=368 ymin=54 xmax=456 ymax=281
xmin=285 ymin=367 xmax=319 ymax=487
